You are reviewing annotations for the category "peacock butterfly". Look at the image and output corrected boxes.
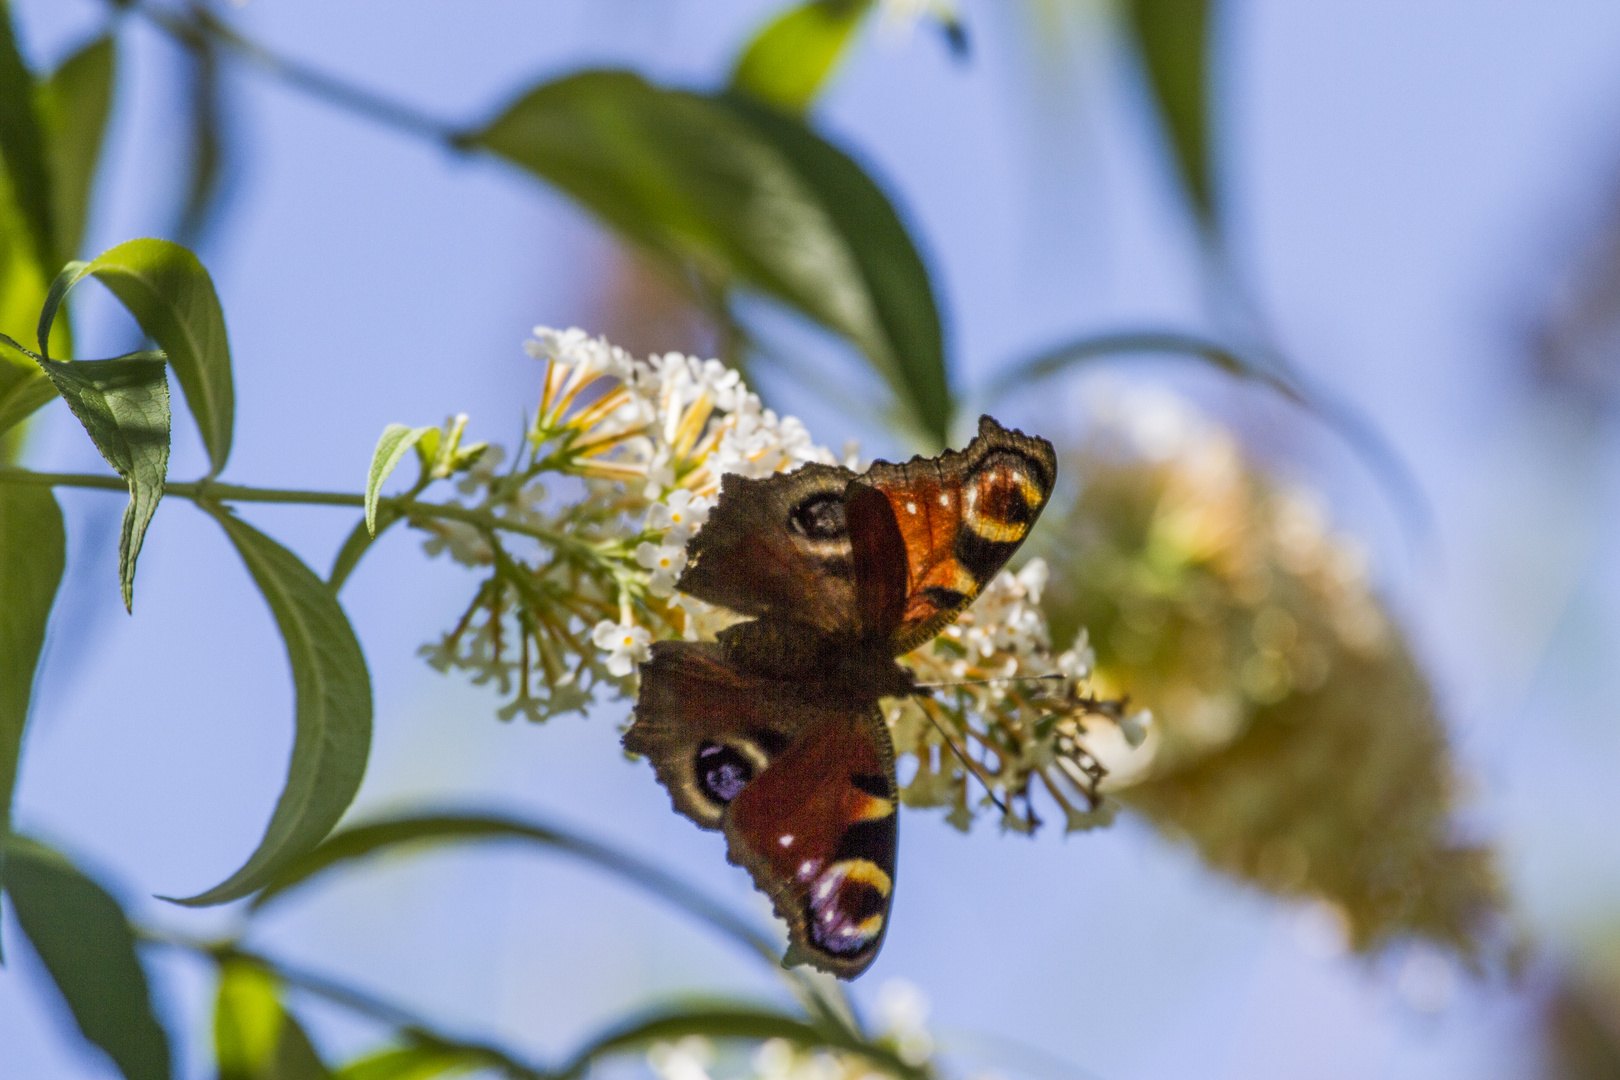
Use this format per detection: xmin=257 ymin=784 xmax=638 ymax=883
xmin=624 ymin=415 xmax=1057 ymax=978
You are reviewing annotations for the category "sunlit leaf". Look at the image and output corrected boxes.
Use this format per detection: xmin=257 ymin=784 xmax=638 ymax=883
xmin=37 ymin=34 xmax=116 ymax=262
xmin=334 ymin=1046 xmax=480 ymax=1080
xmin=0 ymin=4 xmax=58 ymax=269
xmin=1123 ymin=0 xmax=1212 ymax=222
xmin=169 ymin=508 xmax=372 ymax=906
xmin=730 ymin=0 xmax=872 ymax=115
xmin=0 ymin=486 xmax=64 ymax=916
xmin=4 ymin=835 xmax=171 ymax=1080
xmin=472 ymin=70 xmax=950 ymax=446
xmin=35 ymin=351 xmax=169 ymax=610
xmin=365 ymin=424 xmax=432 ymax=536
xmin=215 ymin=957 xmax=332 ymax=1080
xmin=560 ymin=1005 xmax=922 ymax=1080
xmin=41 ymin=239 xmax=235 ymax=475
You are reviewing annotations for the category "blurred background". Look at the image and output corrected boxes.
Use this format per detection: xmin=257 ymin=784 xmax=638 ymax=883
xmin=3 ymin=1 xmax=1620 ymax=1078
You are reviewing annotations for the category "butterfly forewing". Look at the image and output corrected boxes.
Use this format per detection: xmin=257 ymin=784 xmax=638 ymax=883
xmin=677 ymin=462 xmax=860 ymax=636
xmin=855 ymin=415 xmax=1057 ymax=654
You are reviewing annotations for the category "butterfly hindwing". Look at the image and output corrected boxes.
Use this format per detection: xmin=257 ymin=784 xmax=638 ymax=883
xmin=723 ymin=705 xmax=898 ymax=980
xmin=853 ymin=415 xmax=1057 ymax=653
xmin=625 ymin=640 xmax=816 ymax=830
xmin=677 ymin=463 xmax=861 ymax=636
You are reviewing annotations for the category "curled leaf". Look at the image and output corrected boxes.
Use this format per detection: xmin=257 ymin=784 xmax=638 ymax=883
xmin=41 ymin=239 xmax=235 ymax=476
xmin=35 ymin=352 xmax=169 ymax=610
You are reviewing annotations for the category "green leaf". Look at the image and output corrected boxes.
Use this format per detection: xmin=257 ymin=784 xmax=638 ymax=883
xmin=724 ymin=92 xmax=949 ymax=447
xmin=37 ymin=35 xmax=116 ymax=262
xmin=472 ymin=70 xmax=951 ymax=447
xmin=0 ymin=3 xmax=58 ymax=270
xmin=247 ymin=812 xmax=778 ymax=963
xmin=215 ymin=958 xmax=332 ymax=1080
xmin=216 ymin=959 xmax=284 ymax=1079
xmin=560 ymin=1006 xmax=923 ymax=1080
xmin=0 ymin=485 xmax=64 ymax=915
xmin=334 ymin=1046 xmax=479 ymax=1080
xmin=41 ymin=239 xmax=235 ymax=475
xmin=1123 ymin=0 xmax=1212 ymax=222
xmin=729 ymin=1 xmax=872 ymax=115
xmin=36 ymin=351 xmax=169 ymax=610
xmin=0 ymin=365 xmax=53 ymax=436
xmin=169 ymin=508 xmax=372 ymax=906
xmin=4 ymin=835 xmax=171 ymax=1080
xmin=326 ymin=513 xmax=393 ymax=594
xmin=365 ymin=424 xmax=431 ymax=536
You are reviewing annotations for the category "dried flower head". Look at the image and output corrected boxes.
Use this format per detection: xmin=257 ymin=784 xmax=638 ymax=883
xmin=1040 ymin=383 xmax=1505 ymax=959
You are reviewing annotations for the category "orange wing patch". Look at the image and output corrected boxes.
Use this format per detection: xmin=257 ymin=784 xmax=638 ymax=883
xmin=857 ymin=416 xmax=1056 ymax=655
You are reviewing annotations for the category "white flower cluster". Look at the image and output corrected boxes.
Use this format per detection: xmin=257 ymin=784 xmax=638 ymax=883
xmin=892 ymin=557 xmax=1147 ymax=831
xmin=524 ymin=328 xmax=836 ymax=675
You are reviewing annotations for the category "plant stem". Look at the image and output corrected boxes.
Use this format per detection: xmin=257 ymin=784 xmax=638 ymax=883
xmin=0 ymin=467 xmax=595 ymax=555
xmin=134 ymin=3 xmax=464 ymax=147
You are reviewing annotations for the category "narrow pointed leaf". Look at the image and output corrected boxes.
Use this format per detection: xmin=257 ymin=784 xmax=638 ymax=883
xmin=1124 ymin=0 xmax=1212 ymax=222
xmin=327 ymin=512 xmax=396 ymax=594
xmin=0 ymin=486 xmax=64 ymax=912
xmin=40 ymin=240 xmax=234 ymax=474
xmin=38 ymin=35 xmax=116 ymax=262
xmin=247 ymin=812 xmax=778 ymax=964
xmin=0 ymin=5 xmax=58 ymax=270
xmin=983 ymin=329 xmax=1432 ymax=540
xmin=335 ymin=1046 xmax=480 ymax=1080
xmin=0 ymin=366 xmax=55 ymax=435
xmin=472 ymin=70 xmax=950 ymax=446
xmin=37 ymin=351 xmax=169 ymax=610
xmin=364 ymin=424 xmax=431 ymax=535
xmin=5 ymin=835 xmax=171 ymax=1080
xmin=730 ymin=1 xmax=872 ymax=115
xmin=171 ymin=508 xmax=372 ymax=906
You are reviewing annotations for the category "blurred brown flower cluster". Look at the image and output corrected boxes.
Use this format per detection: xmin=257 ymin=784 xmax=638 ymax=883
xmin=1039 ymin=387 xmax=1506 ymax=959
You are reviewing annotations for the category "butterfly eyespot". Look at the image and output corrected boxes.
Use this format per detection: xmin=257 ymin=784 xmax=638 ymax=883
xmin=789 ymin=493 xmax=846 ymax=540
xmin=805 ymin=859 xmax=890 ymax=956
xmin=694 ymin=741 xmax=755 ymax=804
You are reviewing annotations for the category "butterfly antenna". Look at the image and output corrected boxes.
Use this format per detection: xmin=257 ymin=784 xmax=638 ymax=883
xmin=920 ymin=707 xmax=1010 ymax=817
xmin=914 ymin=673 xmax=1065 ymax=689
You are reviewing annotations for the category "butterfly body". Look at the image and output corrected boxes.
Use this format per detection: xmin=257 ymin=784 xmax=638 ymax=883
xmin=625 ymin=416 xmax=1056 ymax=978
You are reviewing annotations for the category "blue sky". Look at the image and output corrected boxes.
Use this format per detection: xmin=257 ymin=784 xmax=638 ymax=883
xmin=5 ymin=2 xmax=1620 ymax=1079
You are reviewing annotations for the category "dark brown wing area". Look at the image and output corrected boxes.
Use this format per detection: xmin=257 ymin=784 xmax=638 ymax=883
xmin=676 ymin=462 xmax=860 ymax=636
xmin=625 ymin=640 xmax=819 ymax=830
xmin=723 ymin=705 xmax=898 ymax=979
xmin=853 ymin=415 xmax=1057 ymax=654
